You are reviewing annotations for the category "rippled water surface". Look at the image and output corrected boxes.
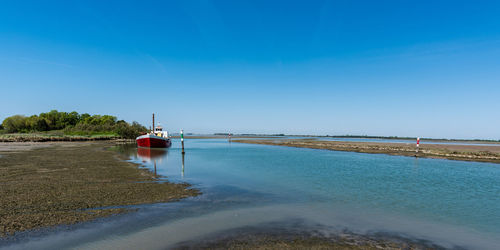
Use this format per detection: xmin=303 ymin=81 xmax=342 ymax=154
xmin=7 ymin=139 xmax=500 ymax=250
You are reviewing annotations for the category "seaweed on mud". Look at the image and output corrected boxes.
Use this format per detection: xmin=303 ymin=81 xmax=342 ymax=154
xmin=0 ymin=142 xmax=199 ymax=236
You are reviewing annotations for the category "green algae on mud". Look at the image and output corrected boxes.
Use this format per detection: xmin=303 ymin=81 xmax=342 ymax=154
xmin=173 ymin=230 xmax=438 ymax=250
xmin=0 ymin=142 xmax=199 ymax=236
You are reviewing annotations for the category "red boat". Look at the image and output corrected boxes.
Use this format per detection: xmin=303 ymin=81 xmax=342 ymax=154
xmin=136 ymin=114 xmax=172 ymax=148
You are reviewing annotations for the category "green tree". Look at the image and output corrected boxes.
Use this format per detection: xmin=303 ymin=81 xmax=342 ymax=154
xmin=99 ymin=115 xmax=117 ymax=126
xmin=34 ymin=117 xmax=49 ymax=131
xmin=39 ymin=110 xmax=60 ymax=130
xmin=80 ymin=113 xmax=91 ymax=122
xmin=67 ymin=111 xmax=80 ymax=126
xmin=2 ymin=111 xmax=147 ymax=137
xmin=2 ymin=115 xmax=27 ymax=133
xmin=116 ymin=121 xmax=147 ymax=139
xmin=25 ymin=115 xmax=39 ymax=131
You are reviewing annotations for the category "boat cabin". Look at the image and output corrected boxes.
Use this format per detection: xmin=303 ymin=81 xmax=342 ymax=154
xmin=153 ymin=125 xmax=168 ymax=138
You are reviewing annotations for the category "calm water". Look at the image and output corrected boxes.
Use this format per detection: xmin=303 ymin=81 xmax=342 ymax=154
xmin=6 ymin=139 xmax=500 ymax=249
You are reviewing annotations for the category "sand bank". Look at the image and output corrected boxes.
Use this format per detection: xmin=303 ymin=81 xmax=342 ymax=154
xmin=233 ymin=139 xmax=500 ymax=164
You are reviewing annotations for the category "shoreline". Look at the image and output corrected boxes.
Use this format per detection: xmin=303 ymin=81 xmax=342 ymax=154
xmin=0 ymin=141 xmax=199 ymax=237
xmin=233 ymin=139 xmax=500 ymax=164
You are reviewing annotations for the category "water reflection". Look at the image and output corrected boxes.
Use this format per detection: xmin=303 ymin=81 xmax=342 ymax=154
xmin=182 ymin=152 xmax=185 ymax=178
xmin=137 ymin=147 xmax=168 ymax=162
xmin=136 ymin=147 xmax=168 ymax=178
xmin=112 ymin=144 xmax=184 ymax=178
xmin=412 ymin=157 xmax=420 ymax=172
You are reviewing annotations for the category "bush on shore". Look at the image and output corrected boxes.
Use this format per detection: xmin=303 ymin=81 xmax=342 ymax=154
xmin=1 ymin=110 xmax=147 ymax=139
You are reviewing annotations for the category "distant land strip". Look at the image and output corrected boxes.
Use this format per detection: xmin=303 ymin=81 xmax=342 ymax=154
xmin=233 ymin=139 xmax=500 ymax=164
xmin=232 ymin=134 xmax=500 ymax=143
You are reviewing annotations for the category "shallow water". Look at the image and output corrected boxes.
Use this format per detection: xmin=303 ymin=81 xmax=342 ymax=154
xmin=5 ymin=139 xmax=500 ymax=249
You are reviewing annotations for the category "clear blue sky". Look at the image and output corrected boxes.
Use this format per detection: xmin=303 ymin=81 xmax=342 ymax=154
xmin=1 ymin=0 xmax=499 ymax=139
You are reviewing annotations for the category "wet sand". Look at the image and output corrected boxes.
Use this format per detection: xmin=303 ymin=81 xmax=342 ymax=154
xmin=233 ymin=139 xmax=500 ymax=164
xmin=0 ymin=142 xmax=199 ymax=236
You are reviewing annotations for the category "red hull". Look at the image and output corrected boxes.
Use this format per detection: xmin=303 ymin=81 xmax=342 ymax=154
xmin=136 ymin=135 xmax=171 ymax=148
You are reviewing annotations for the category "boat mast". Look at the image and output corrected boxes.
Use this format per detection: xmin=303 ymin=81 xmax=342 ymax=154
xmin=152 ymin=113 xmax=155 ymax=133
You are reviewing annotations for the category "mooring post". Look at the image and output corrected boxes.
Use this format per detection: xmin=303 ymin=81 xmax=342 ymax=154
xmin=228 ymin=132 xmax=231 ymax=143
xmin=181 ymin=152 xmax=185 ymax=177
xmin=154 ymin=159 xmax=157 ymax=177
xmin=181 ymin=129 xmax=185 ymax=154
xmin=415 ymin=137 xmax=420 ymax=156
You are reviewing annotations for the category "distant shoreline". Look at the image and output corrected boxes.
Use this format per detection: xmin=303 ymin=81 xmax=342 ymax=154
xmin=2 ymin=132 xmax=499 ymax=144
xmin=233 ymin=134 xmax=500 ymax=144
xmin=233 ymin=138 xmax=500 ymax=164
xmin=308 ymin=135 xmax=500 ymax=144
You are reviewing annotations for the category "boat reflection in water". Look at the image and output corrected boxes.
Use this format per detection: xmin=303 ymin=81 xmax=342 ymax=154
xmin=137 ymin=147 xmax=168 ymax=161
xmin=137 ymin=147 xmax=168 ymax=177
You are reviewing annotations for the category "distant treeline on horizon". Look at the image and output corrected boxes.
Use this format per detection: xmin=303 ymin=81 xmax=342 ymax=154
xmin=0 ymin=110 xmax=147 ymax=139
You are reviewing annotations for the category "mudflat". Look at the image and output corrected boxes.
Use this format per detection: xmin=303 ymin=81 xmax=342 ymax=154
xmin=233 ymin=139 xmax=500 ymax=164
xmin=173 ymin=226 xmax=443 ymax=250
xmin=0 ymin=142 xmax=199 ymax=236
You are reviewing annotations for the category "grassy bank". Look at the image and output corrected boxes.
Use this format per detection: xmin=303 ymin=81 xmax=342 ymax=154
xmin=233 ymin=139 xmax=500 ymax=164
xmin=0 ymin=131 xmax=120 ymax=142
xmin=0 ymin=142 xmax=199 ymax=236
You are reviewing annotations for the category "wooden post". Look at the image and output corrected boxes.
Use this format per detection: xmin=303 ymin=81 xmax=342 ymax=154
xmin=152 ymin=113 xmax=155 ymax=133
xmin=228 ymin=132 xmax=231 ymax=143
xmin=154 ymin=159 xmax=157 ymax=177
xmin=182 ymin=152 xmax=185 ymax=177
xmin=181 ymin=129 xmax=185 ymax=154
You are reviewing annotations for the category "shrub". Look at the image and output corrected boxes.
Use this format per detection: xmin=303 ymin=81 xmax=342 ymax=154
xmin=2 ymin=115 xmax=27 ymax=133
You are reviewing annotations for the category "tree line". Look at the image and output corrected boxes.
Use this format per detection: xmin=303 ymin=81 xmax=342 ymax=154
xmin=1 ymin=110 xmax=147 ymax=139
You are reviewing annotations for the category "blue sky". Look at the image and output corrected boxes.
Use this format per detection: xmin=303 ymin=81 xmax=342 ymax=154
xmin=1 ymin=0 xmax=499 ymax=139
